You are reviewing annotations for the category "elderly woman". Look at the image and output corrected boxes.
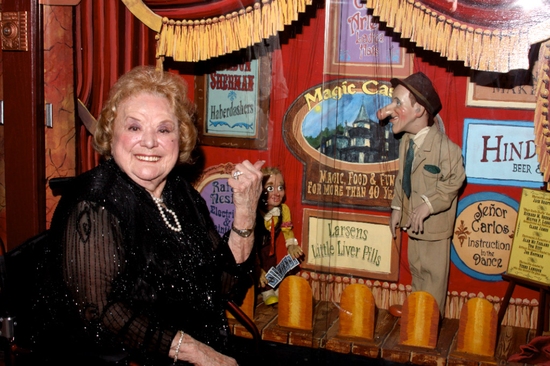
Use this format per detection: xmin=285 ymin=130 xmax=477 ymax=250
xmin=34 ymin=66 xmax=263 ymax=365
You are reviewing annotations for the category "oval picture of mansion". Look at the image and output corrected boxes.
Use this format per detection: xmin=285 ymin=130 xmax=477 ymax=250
xmin=301 ymin=93 xmax=399 ymax=164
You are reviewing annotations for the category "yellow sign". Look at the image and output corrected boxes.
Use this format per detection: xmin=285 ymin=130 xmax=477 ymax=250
xmin=301 ymin=209 xmax=400 ymax=281
xmin=507 ymin=189 xmax=550 ymax=285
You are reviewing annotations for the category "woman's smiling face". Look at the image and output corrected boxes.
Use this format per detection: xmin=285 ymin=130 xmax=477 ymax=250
xmin=111 ymin=92 xmax=180 ymax=194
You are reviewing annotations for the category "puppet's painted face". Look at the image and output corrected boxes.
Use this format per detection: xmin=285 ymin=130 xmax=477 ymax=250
xmin=376 ymin=85 xmax=422 ymax=135
xmin=264 ymin=173 xmax=285 ymax=211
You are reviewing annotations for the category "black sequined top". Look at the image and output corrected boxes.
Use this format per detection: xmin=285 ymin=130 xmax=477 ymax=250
xmin=36 ymin=159 xmax=251 ymax=365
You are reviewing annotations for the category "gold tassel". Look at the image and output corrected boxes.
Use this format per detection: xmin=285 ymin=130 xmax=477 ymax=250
xmin=440 ymin=18 xmax=450 ymax=59
xmin=427 ymin=11 xmax=438 ymax=52
xmin=461 ymin=26 xmax=473 ymax=68
xmin=393 ymin=0 xmax=406 ymax=34
xmin=274 ymin=0 xmax=284 ymax=32
xmin=234 ymin=11 xmax=241 ymax=51
xmin=290 ymin=0 xmax=298 ymax=24
xmin=477 ymin=29 xmax=491 ymax=71
xmin=469 ymin=28 xmax=482 ymax=70
xmin=244 ymin=6 xmax=253 ymax=48
xmin=447 ymin=22 xmax=459 ymax=61
xmin=253 ymin=3 xmax=261 ymax=44
xmin=242 ymin=9 xmax=250 ymax=49
xmin=220 ymin=15 xmax=229 ymax=57
xmin=164 ymin=19 xmax=174 ymax=58
xmin=498 ymin=31 xmax=512 ymax=73
xmin=186 ymin=21 xmax=194 ymax=62
xmin=508 ymin=29 xmax=521 ymax=73
xmin=202 ymin=19 xmax=210 ymax=60
xmin=416 ymin=5 xmax=428 ymax=48
xmin=229 ymin=12 xmax=239 ymax=51
xmin=218 ymin=15 xmax=230 ymax=55
xmin=384 ymin=0 xmax=394 ymax=28
xmin=241 ymin=8 xmax=250 ymax=50
xmin=227 ymin=14 xmax=236 ymax=55
xmin=400 ymin=0 xmax=415 ymax=39
xmin=262 ymin=0 xmax=270 ymax=40
xmin=489 ymin=29 xmax=501 ymax=71
xmin=236 ymin=11 xmax=244 ymax=50
xmin=280 ymin=0 xmax=288 ymax=25
xmin=155 ymin=55 xmax=164 ymax=71
xmin=423 ymin=9 xmax=432 ymax=50
xmin=439 ymin=18 xmax=451 ymax=58
xmin=195 ymin=20 xmax=202 ymax=61
xmin=379 ymin=0 xmax=390 ymax=26
xmin=213 ymin=17 xmax=222 ymax=57
xmin=410 ymin=2 xmax=423 ymax=44
xmin=206 ymin=19 xmax=215 ymax=60
xmin=176 ymin=20 xmax=184 ymax=60
xmin=428 ymin=10 xmax=438 ymax=51
xmin=455 ymin=24 xmax=466 ymax=65
xmin=156 ymin=18 xmax=169 ymax=59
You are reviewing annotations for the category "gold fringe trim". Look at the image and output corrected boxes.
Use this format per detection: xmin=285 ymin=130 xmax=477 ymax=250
xmin=364 ymin=0 xmax=545 ymax=73
xmin=534 ymin=40 xmax=550 ymax=185
xmin=156 ymin=0 xmax=312 ymax=62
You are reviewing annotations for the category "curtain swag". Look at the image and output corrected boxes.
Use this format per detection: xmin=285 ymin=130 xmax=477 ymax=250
xmin=364 ymin=0 xmax=550 ymax=74
xmin=534 ymin=40 xmax=550 ymax=185
xmin=155 ymin=0 xmax=313 ymax=63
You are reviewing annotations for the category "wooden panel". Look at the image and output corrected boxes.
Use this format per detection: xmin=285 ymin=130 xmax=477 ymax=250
xmin=3 ymin=0 xmax=45 ymax=249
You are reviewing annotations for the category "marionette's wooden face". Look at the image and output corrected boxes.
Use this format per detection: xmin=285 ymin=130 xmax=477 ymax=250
xmin=263 ymin=173 xmax=285 ymax=211
xmin=377 ymin=85 xmax=426 ymax=135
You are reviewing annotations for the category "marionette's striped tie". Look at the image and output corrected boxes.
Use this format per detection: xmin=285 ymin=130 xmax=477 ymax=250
xmin=403 ymin=138 xmax=414 ymax=198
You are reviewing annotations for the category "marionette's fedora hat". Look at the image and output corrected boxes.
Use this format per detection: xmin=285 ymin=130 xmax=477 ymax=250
xmin=391 ymin=72 xmax=442 ymax=116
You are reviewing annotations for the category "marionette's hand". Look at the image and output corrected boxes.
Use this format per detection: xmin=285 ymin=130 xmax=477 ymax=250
xmin=259 ymin=269 xmax=268 ymax=288
xmin=287 ymin=244 xmax=303 ymax=259
xmin=405 ymin=202 xmax=431 ymax=234
xmin=389 ymin=209 xmax=401 ymax=238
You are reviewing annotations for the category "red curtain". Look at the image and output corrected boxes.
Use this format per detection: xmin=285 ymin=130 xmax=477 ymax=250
xmin=75 ymin=0 xmax=158 ymax=173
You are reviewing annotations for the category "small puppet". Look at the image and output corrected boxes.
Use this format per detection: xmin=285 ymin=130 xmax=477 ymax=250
xmin=255 ymin=167 xmax=303 ymax=305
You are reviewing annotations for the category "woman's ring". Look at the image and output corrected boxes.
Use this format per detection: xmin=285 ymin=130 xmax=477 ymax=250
xmin=233 ymin=170 xmax=243 ymax=180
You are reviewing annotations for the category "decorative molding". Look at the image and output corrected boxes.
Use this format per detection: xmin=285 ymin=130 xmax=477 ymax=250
xmin=122 ymin=0 xmax=163 ymax=32
xmin=0 ymin=11 xmax=28 ymax=52
xmin=39 ymin=0 xmax=82 ymax=4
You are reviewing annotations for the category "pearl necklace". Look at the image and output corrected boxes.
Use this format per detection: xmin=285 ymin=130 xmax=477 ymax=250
xmin=151 ymin=195 xmax=182 ymax=232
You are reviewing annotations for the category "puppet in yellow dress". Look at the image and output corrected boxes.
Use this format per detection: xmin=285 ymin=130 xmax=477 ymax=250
xmin=255 ymin=167 xmax=303 ymax=305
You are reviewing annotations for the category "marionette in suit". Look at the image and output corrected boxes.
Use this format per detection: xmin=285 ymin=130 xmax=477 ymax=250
xmin=377 ymin=72 xmax=466 ymax=315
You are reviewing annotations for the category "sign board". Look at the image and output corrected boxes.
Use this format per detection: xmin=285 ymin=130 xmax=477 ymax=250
xmin=301 ymin=208 xmax=400 ymax=281
xmin=451 ymin=192 xmax=518 ymax=281
xmin=506 ymin=189 xmax=550 ymax=285
xmin=462 ymin=119 xmax=544 ymax=188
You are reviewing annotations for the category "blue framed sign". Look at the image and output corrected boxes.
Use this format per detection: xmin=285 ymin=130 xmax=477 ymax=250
xmin=462 ymin=118 xmax=544 ymax=188
xmin=195 ymin=57 xmax=269 ymax=149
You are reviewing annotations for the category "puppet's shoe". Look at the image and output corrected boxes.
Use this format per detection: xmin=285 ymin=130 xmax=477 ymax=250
xmin=265 ymin=296 xmax=279 ymax=306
